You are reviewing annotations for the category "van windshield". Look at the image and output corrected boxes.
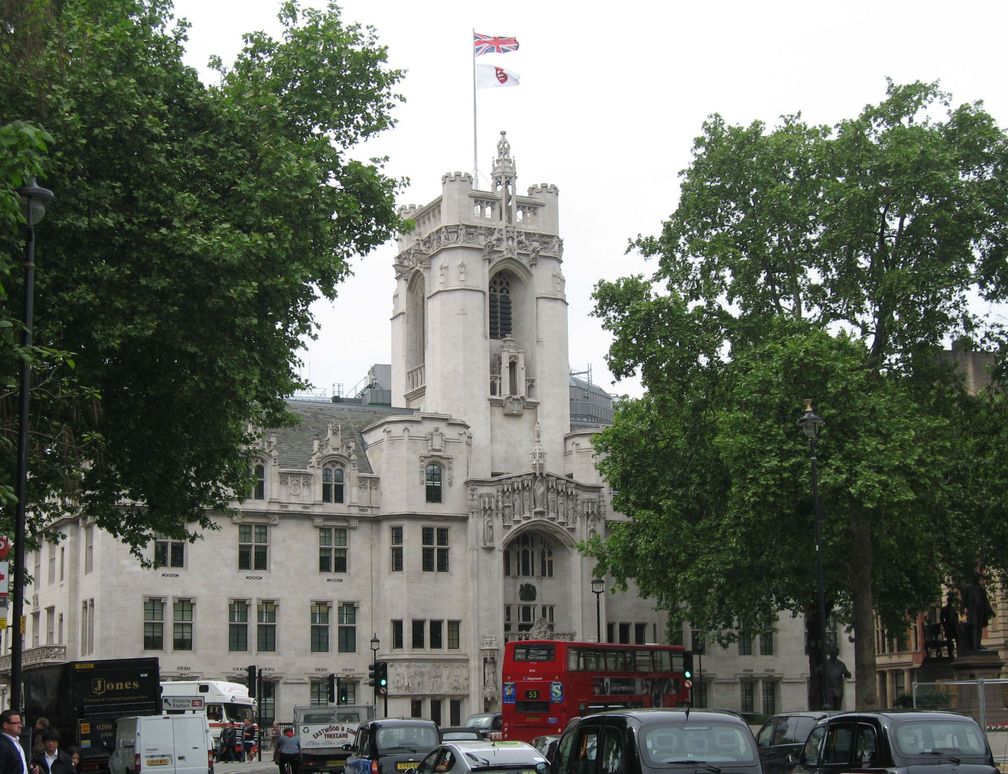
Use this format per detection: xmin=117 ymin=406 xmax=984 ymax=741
xmin=224 ymin=705 xmax=254 ymax=723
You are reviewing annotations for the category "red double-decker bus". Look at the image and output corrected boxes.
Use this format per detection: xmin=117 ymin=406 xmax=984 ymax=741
xmin=501 ymin=639 xmax=691 ymax=742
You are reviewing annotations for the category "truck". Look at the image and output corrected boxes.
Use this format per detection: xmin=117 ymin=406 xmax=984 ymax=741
xmin=23 ymin=657 xmax=162 ymax=774
xmin=294 ymin=704 xmax=374 ymax=774
xmin=160 ymin=680 xmax=255 ymax=749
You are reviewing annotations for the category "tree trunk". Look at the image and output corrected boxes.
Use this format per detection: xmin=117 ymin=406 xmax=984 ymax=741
xmin=850 ymin=516 xmax=879 ymax=709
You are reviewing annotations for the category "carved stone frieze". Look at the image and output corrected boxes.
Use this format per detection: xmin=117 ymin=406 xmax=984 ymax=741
xmin=393 ymin=223 xmax=561 ymax=280
xmin=387 ymin=660 xmax=469 ymax=696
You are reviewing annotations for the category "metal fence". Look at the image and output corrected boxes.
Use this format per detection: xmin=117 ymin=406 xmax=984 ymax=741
xmin=914 ymin=679 xmax=1008 ymax=766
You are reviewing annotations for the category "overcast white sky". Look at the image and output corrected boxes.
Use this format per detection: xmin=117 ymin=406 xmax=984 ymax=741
xmin=171 ymin=0 xmax=1008 ymax=399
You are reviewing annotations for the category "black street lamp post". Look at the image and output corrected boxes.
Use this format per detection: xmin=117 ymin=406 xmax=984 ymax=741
xmin=11 ymin=179 xmax=54 ymax=713
xmin=591 ymin=578 xmax=605 ymax=643
xmin=798 ymin=399 xmax=828 ymax=710
xmin=370 ymin=633 xmax=379 ymax=706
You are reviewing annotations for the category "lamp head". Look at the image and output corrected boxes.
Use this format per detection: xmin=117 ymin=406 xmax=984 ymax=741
xmin=18 ymin=178 xmax=54 ymax=226
xmin=797 ymin=398 xmax=824 ymax=441
xmin=591 ymin=577 xmax=605 ymax=595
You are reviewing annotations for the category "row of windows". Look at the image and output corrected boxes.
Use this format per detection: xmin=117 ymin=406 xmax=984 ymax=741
xmin=250 ymin=463 xmax=446 ymax=504
xmin=143 ymin=600 xmax=463 ymax=654
xmin=155 ymin=524 xmax=452 ymax=574
xmin=690 ymin=628 xmax=777 ymax=656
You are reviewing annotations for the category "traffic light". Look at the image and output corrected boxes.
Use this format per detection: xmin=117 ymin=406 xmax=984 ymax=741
xmin=367 ymin=661 xmax=378 ymax=689
xmin=327 ymin=673 xmax=336 ymax=703
xmin=682 ymin=652 xmax=694 ymax=682
xmin=338 ymin=678 xmax=348 ymax=704
xmin=247 ymin=665 xmax=257 ymax=698
xmin=375 ymin=661 xmax=388 ymax=696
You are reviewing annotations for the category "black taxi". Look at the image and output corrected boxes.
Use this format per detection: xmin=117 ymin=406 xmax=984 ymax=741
xmin=791 ymin=711 xmax=996 ymax=774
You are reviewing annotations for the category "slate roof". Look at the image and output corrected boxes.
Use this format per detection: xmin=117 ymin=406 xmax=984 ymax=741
xmin=271 ymin=399 xmax=416 ymax=474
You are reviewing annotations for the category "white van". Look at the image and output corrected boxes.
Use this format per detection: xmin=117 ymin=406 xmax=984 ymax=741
xmin=110 ymin=714 xmax=213 ymax=774
xmin=160 ymin=680 xmax=255 ymax=747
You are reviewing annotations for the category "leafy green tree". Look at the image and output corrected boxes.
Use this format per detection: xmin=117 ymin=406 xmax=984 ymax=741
xmin=590 ymin=81 xmax=1008 ymax=708
xmin=0 ymin=0 xmax=403 ymax=554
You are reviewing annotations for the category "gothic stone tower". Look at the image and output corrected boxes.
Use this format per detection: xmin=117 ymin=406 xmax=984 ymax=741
xmin=391 ymin=132 xmax=569 ymax=478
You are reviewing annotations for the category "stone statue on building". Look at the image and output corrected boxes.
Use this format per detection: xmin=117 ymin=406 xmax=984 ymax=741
xmin=963 ymin=573 xmax=994 ymax=652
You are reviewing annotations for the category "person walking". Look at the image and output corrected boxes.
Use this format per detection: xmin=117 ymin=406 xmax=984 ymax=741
xmin=30 ymin=721 xmax=49 ymax=759
xmin=241 ymin=719 xmax=256 ymax=762
xmin=274 ymin=728 xmax=300 ymax=774
xmin=0 ymin=710 xmax=29 ymax=774
xmin=31 ymin=730 xmax=75 ymax=774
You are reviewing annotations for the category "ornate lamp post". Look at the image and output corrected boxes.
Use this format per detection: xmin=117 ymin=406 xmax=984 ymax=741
xmin=370 ymin=633 xmax=379 ymax=705
xmin=11 ymin=179 xmax=54 ymax=713
xmin=797 ymin=399 xmax=828 ymax=709
xmin=591 ymin=577 xmax=605 ymax=643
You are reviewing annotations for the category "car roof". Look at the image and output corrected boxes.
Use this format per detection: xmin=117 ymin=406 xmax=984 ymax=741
xmin=821 ymin=710 xmax=977 ymax=723
xmin=366 ymin=718 xmax=439 ymax=728
xmin=441 ymin=740 xmax=545 ymax=764
xmin=568 ymin=709 xmax=750 ymax=726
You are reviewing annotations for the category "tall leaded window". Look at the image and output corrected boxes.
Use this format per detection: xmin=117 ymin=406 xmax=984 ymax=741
xmin=425 ymin=464 xmax=442 ymax=503
xmin=337 ymin=603 xmax=356 ymax=653
xmin=173 ymin=599 xmax=194 ymax=650
xmin=392 ymin=619 xmax=404 ymax=649
xmin=322 ymin=465 xmax=345 ymax=503
xmin=310 ymin=680 xmax=328 ymax=706
xmin=258 ymin=600 xmax=277 ymax=651
xmin=155 ymin=537 xmax=185 ymax=569
xmin=144 ymin=598 xmax=164 ymax=649
xmin=259 ymin=680 xmax=276 ymax=725
xmin=311 ymin=602 xmax=330 ymax=652
xmin=229 ymin=600 xmax=249 ymax=651
xmin=422 ymin=527 xmax=449 ymax=572
xmin=319 ymin=528 xmax=347 ymax=573
xmin=239 ymin=524 xmax=268 ymax=570
xmin=251 ymin=463 xmax=266 ymax=500
xmin=391 ymin=526 xmax=404 ymax=572
xmin=489 ymin=273 xmax=512 ymax=339
xmin=447 ymin=620 xmax=460 ymax=649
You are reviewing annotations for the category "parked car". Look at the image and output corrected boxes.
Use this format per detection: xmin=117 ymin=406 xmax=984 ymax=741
xmin=791 ymin=711 xmax=997 ymax=774
xmin=439 ymin=728 xmax=483 ymax=742
xmin=463 ymin=714 xmax=503 ymax=740
xmin=551 ymin=709 xmax=762 ymax=774
xmin=416 ymin=740 xmax=547 ymax=774
xmin=530 ymin=735 xmax=560 ymax=762
xmin=344 ymin=719 xmax=441 ymax=774
xmin=756 ymin=712 xmax=835 ymax=774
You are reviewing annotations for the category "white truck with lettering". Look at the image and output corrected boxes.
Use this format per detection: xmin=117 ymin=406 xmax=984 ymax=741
xmin=295 ymin=704 xmax=373 ymax=774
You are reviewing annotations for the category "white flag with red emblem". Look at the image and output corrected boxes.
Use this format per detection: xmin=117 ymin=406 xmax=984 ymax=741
xmin=476 ymin=63 xmax=520 ymax=89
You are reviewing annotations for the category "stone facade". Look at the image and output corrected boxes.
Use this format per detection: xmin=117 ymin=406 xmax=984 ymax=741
xmin=0 ymin=137 xmax=669 ymax=724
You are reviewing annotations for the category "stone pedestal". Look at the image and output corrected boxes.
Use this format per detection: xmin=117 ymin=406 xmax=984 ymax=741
xmin=954 ymin=651 xmax=1005 ymax=681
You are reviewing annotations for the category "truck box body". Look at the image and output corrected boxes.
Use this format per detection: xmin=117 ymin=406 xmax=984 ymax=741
xmin=23 ymin=658 xmax=162 ymax=774
xmin=109 ymin=714 xmax=213 ymax=774
xmin=295 ymin=705 xmax=374 ymax=774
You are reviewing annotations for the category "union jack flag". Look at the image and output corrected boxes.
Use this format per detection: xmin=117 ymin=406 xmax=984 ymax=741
xmin=473 ymin=32 xmax=520 ymax=56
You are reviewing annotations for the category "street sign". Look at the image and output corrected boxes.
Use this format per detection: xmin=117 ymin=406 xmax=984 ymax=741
xmin=0 ymin=535 xmax=10 ymax=560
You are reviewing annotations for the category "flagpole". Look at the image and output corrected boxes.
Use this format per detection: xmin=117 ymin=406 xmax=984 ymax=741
xmin=472 ymin=28 xmax=479 ymax=183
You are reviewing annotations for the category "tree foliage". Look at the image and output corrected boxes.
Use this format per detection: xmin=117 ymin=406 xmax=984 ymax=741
xmin=589 ymin=81 xmax=1008 ymax=708
xmin=0 ymin=0 xmax=403 ymax=554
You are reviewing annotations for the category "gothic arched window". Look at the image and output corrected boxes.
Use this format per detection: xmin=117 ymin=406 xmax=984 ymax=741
xmin=322 ymin=464 xmax=345 ymax=504
xmin=425 ymin=463 xmax=443 ymax=504
xmin=251 ymin=462 xmax=266 ymax=500
xmin=489 ymin=273 xmax=512 ymax=340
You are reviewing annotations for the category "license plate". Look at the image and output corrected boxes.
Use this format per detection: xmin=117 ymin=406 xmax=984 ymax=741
xmin=395 ymin=763 xmax=416 ymax=771
xmin=145 ymin=758 xmax=170 ymax=767
xmin=326 ymin=762 xmax=344 ymax=769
